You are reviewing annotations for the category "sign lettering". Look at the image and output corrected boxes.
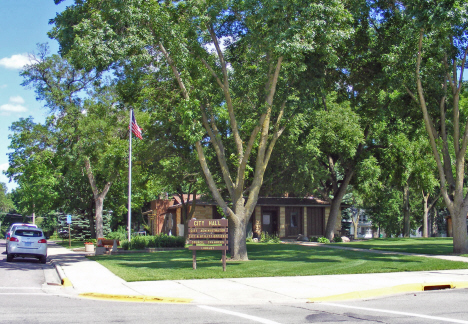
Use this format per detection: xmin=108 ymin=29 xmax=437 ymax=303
xmin=188 ymin=218 xmax=228 ymax=271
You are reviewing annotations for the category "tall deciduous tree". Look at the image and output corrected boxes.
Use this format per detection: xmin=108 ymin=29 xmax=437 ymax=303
xmin=6 ymin=117 xmax=60 ymax=219
xmin=19 ymin=45 xmax=131 ymax=238
xmin=50 ymin=0 xmax=352 ymax=259
xmin=387 ymin=0 xmax=468 ymax=252
xmin=0 ymin=183 xmax=14 ymax=214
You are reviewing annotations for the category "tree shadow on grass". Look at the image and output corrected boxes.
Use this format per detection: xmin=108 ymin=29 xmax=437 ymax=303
xmin=247 ymin=244 xmax=424 ymax=264
xmin=91 ymin=242 xmax=468 ymax=281
xmin=340 ymin=238 xmax=454 ymax=255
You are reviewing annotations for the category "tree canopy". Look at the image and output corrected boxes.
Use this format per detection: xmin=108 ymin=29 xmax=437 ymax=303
xmin=4 ymin=0 xmax=468 ymax=254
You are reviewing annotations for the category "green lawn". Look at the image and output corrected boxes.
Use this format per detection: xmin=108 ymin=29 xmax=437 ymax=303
xmin=333 ymin=237 xmax=455 ymax=255
xmin=89 ymin=243 xmax=468 ymax=282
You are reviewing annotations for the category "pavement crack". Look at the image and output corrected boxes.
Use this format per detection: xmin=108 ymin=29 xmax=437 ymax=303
xmin=287 ymin=304 xmax=389 ymax=323
xmin=173 ymin=281 xmax=222 ymax=300
xmin=121 ymin=282 xmax=147 ymax=296
xmin=225 ymin=278 xmax=298 ymax=300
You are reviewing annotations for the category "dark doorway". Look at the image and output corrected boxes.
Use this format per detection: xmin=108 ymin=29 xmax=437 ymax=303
xmin=285 ymin=207 xmax=303 ymax=237
xmin=261 ymin=208 xmax=279 ymax=236
xmin=307 ymin=207 xmax=325 ymax=236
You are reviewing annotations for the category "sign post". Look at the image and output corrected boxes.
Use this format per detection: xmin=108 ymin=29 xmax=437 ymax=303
xmin=188 ymin=218 xmax=228 ymax=271
xmin=66 ymin=215 xmax=72 ymax=248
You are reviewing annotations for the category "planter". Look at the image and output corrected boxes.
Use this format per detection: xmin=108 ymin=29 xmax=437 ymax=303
xmin=84 ymin=244 xmax=95 ymax=252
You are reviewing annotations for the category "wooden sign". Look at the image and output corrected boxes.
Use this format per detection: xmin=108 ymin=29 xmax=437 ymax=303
xmin=188 ymin=218 xmax=228 ymax=271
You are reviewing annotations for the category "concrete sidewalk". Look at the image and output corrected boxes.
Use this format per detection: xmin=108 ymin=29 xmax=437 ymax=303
xmin=47 ymin=241 xmax=468 ymax=305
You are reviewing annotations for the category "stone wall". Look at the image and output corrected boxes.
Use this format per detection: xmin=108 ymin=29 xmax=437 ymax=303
xmin=279 ymin=207 xmax=286 ymax=237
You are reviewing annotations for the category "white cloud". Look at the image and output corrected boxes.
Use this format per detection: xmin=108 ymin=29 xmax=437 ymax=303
xmin=0 ymin=85 xmax=7 ymax=89
xmin=0 ymin=163 xmax=8 ymax=172
xmin=0 ymin=103 xmax=28 ymax=113
xmin=9 ymin=96 xmax=25 ymax=104
xmin=0 ymin=53 xmax=30 ymax=69
xmin=0 ymin=96 xmax=28 ymax=114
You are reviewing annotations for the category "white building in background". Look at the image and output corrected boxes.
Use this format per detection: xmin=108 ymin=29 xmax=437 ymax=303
xmin=353 ymin=212 xmax=374 ymax=239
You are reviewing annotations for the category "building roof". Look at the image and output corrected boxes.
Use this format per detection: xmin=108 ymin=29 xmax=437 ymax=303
xmin=173 ymin=194 xmax=201 ymax=205
xmin=256 ymin=197 xmax=330 ymax=206
xmin=166 ymin=196 xmax=350 ymax=209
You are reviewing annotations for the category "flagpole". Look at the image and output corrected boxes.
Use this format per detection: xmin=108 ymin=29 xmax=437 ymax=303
xmin=128 ymin=109 xmax=132 ymax=242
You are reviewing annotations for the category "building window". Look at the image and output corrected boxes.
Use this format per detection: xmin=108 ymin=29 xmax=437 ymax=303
xmin=291 ymin=212 xmax=298 ymax=228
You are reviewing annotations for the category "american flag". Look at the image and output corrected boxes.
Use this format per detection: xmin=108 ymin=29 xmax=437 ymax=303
xmin=130 ymin=110 xmax=143 ymax=139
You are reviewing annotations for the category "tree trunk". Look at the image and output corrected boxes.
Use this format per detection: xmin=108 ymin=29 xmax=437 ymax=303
xmin=353 ymin=218 xmax=359 ymax=239
xmin=325 ymin=197 xmax=345 ymax=241
xmin=450 ymin=205 xmax=468 ymax=254
xmin=83 ymin=158 xmax=113 ymax=240
xmin=403 ymin=184 xmax=410 ymax=237
xmin=88 ymin=214 xmax=96 ymax=239
xmin=87 ymin=201 xmax=96 ymax=239
xmin=324 ymin=170 xmax=354 ymax=241
xmin=230 ymin=214 xmax=248 ymax=261
xmin=432 ymin=208 xmax=438 ymax=237
xmin=422 ymin=193 xmax=429 ymax=238
xmin=95 ymin=196 xmax=104 ymax=238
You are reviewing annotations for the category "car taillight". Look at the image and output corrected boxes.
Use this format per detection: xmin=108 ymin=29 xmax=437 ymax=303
xmin=38 ymin=239 xmax=47 ymax=243
xmin=9 ymin=237 xmax=19 ymax=242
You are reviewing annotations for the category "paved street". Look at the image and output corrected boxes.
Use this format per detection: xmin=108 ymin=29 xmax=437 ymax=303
xmin=2 ymin=239 xmax=468 ymax=323
xmin=1 ymin=288 xmax=468 ymax=323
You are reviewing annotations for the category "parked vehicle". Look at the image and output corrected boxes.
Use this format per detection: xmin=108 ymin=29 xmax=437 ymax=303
xmin=5 ymin=223 xmax=38 ymax=240
xmin=5 ymin=223 xmax=38 ymax=254
xmin=6 ymin=226 xmax=47 ymax=264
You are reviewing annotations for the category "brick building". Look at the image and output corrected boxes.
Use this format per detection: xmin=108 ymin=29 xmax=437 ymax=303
xmin=145 ymin=196 xmax=347 ymax=239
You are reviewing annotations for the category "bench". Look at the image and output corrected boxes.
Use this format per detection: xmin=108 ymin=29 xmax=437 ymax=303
xmin=97 ymin=238 xmax=119 ymax=253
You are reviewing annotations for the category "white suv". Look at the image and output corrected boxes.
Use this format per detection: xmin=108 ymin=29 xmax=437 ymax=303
xmin=5 ymin=223 xmax=38 ymax=240
xmin=6 ymin=226 xmax=47 ymax=264
xmin=5 ymin=223 xmax=38 ymax=254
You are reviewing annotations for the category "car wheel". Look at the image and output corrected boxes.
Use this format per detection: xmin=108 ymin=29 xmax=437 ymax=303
xmin=6 ymin=253 xmax=13 ymax=262
xmin=40 ymin=255 xmax=47 ymax=264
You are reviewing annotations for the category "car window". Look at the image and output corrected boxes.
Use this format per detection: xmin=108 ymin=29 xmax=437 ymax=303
xmin=14 ymin=230 xmax=43 ymax=237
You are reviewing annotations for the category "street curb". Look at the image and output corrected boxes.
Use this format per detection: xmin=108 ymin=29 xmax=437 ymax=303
xmin=79 ymin=292 xmax=193 ymax=304
xmin=308 ymin=281 xmax=468 ymax=303
xmin=50 ymin=259 xmax=73 ymax=287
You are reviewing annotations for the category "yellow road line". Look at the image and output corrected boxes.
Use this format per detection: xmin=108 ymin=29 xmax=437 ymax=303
xmin=79 ymin=292 xmax=193 ymax=304
xmin=309 ymin=281 xmax=468 ymax=302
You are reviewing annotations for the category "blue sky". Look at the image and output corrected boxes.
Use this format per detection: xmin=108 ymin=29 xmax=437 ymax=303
xmin=0 ymin=1 xmax=71 ymax=192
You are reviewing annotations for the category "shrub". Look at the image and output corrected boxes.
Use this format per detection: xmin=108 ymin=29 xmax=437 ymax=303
xmin=317 ymin=237 xmax=330 ymax=244
xmin=121 ymin=240 xmax=129 ymax=250
xmin=333 ymin=236 xmax=343 ymax=243
xmin=259 ymin=232 xmax=281 ymax=243
xmin=127 ymin=234 xmax=186 ymax=250
xmin=309 ymin=236 xmax=318 ymax=242
xmin=130 ymin=235 xmax=147 ymax=250
xmin=268 ymin=234 xmax=281 ymax=243
xmin=107 ymin=226 xmax=128 ymax=242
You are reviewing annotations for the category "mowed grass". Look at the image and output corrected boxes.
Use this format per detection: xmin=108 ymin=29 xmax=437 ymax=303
xmin=332 ymin=237 xmax=455 ymax=255
xmin=89 ymin=243 xmax=468 ymax=282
